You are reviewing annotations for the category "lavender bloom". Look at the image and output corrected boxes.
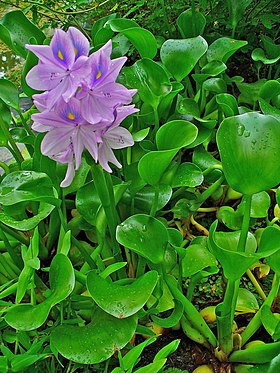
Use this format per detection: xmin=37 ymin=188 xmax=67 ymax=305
xmin=26 ymin=28 xmax=138 ymax=186
xmin=77 ymin=40 xmax=137 ymax=123
xmin=98 ymin=105 xmax=139 ymax=172
xmin=25 ymin=27 xmax=90 ymax=108
xmin=32 ymin=98 xmax=101 ymax=186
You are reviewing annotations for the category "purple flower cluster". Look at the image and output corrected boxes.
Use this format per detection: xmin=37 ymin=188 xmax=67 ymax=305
xmin=26 ymin=27 xmax=138 ymax=187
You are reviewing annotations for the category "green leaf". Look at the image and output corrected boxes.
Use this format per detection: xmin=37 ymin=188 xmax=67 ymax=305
xmin=134 ymin=359 xmax=167 ymax=373
xmin=177 ymin=8 xmax=206 ymax=38
xmin=154 ymin=339 xmax=180 ymax=361
xmin=230 ymin=341 xmax=280 ymax=363
xmin=161 ymin=37 xmax=208 ymax=82
xmin=50 ymin=308 xmax=137 ymax=364
xmin=0 ymin=10 xmax=45 ymax=58
xmin=252 ymin=48 xmax=280 ymax=65
xmin=216 ymin=93 xmax=239 ymax=117
xmin=172 ymin=162 xmax=203 ymax=188
xmin=207 ymin=37 xmax=247 ymax=63
xmin=182 ymin=243 xmax=217 ymax=277
xmin=217 ymin=113 xmax=280 ymax=195
xmin=0 ymin=171 xmax=59 ymax=206
xmin=138 ymin=120 xmax=198 ymax=185
xmin=209 ymin=222 xmax=280 ymax=280
xmin=236 ymin=288 xmax=259 ymax=314
xmin=201 ymin=60 xmax=227 ymax=76
xmin=151 ymin=300 xmax=184 ymax=328
xmin=87 ymin=270 xmax=158 ymax=318
xmin=107 ymin=19 xmax=157 ymax=59
xmin=122 ymin=58 xmax=171 ymax=109
xmin=226 ymin=0 xmax=252 ymax=30
xmin=261 ymin=305 xmax=280 ymax=341
xmin=0 ymin=79 xmax=19 ymax=110
xmin=116 ymin=214 xmax=168 ymax=264
xmin=5 ymin=254 xmax=75 ymax=330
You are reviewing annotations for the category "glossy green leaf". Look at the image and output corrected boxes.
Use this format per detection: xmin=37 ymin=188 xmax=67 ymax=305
xmin=138 ymin=120 xmax=198 ymax=185
xmin=216 ymin=93 xmax=239 ymax=117
xmin=121 ymin=338 xmax=156 ymax=371
xmin=161 ymin=37 xmax=208 ymax=81
xmin=259 ymin=98 xmax=280 ymax=121
xmin=122 ymin=184 xmax=172 ymax=213
xmin=177 ymin=8 xmax=206 ymax=38
xmin=0 ymin=202 xmax=55 ymax=231
xmin=51 ymin=308 xmax=137 ymax=364
xmin=182 ymin=244 xmax=217 ymax=277
xmin=0 ymin=171 xmax=59 ymax=206
xmin=236 ymin=288 xmax=259 ymax=314
xmin=151 ymin=300 xmax=184 ymax=328
xmin=87 ymin=270 xmax=158 ymax=318
xmin=0 ymin=10 xmax=45 ymax=58
xmin=252 ymin=48 xmax=280 ymax=64
xmin=238 ymin=191 xmax=270 ymax=218
xmin=192 ymin=145 xmax=222 ymax=183
xmin=259 ymin=80 xmax=280 ymax=105
xmin=237 ymin=80 xmax=266 ymax=105
xmin=230 ymin=341 xmax=280 ymax=363
xmin=5 ymin=254 xmax=74 ymax=330
xmin=207 ymin=37 xmax=247 ymax=63
xmin=107 ymin=20 xmax=157 ymax=59
xmin=0 ymin=99 xmax=11 ymax=146
xmin=172 ymin=162 xmax=203 ymax=188
xmin=122 ymin=59 xmax=171 ymax=109
xmin=203 ymin=78 xmax=227 ymax=93
xmin=0 ymin=79 xmax=19 ymax=110
xmin=201 ymin=60 xmax=227 ymax=76
xmin=154 ymin=339 xmax=180 ymax=361
xmin=116 ymin=214 xmax=168 ymax=264
xmin=208 ymin=222 xmax=280 ymax=280
xmin=261 ymin=305 xmax=280 ymax=341
xmin=134 ymin=359 xmax=166 ymax=373
xmin=217 ymin=113 xmax=280 ymax=194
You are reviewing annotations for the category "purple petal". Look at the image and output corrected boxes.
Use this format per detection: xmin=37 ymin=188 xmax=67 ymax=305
xmin=98 ymin=141 xmax=122 ymax=173
xmin=102 ymin=126 xmax=134 ymax=149
xmin=110 ymin=105 xmax=139 ymax=129
xmin=79 ymin=126 xmax=99 ymax=161
xmin=80 ymin=95 xmax=103 ymax=124
xmin=25 ymin=44 xmax=61 ymax=67
xmin=72 ymin=128 xmax=84 ymax=169
xmin=60 ymin=161 xmax=75 ymax=187
xmin=50 ymin=29 xmax=75 ymax=69
xmin=41 ymin=128 xmax=73 ymax=156
xmin=67 ymin=27 xmax=90 ymax=59
xmin=25 ymin=63 xmax=65 ymax=91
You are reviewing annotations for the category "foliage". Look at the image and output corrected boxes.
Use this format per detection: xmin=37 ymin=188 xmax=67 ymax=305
xmin=0 ymin=1 xmax=279 ymax=372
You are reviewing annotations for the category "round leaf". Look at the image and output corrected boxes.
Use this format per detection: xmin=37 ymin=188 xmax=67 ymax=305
xmin=116 ymin=214 xmax=168 ymax=264
xmin=51 ymin=308 xmax=137 ymax=364
xmin=160 ymin=37 xmax=208 ymax=81
xmin=87 ymin=270 xmax=158 ymax=318
xmin=217 ymin=113 xmax=280 ymax=194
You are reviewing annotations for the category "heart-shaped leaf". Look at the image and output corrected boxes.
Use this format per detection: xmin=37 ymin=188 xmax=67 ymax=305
xmin=161 ymin=37 xmax=208 ymax=81
xmin=87 ymin=270 xmax=158 ymax=318
xmin=116 ymin=214 xmax=168 ymax=264
xmin=217 ymin=113 xmax=280 ymax=194
xmin=177 ymin=8 xmax=206 ymax=38
xmin=51 ymin=308 xmax=137 ymax=364
xmin=5 ymin=254 xmax=75 ymax=330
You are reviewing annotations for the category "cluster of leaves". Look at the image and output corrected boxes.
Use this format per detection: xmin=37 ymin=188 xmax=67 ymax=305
xmin=0 ymin=2 xmax=279 ymax=373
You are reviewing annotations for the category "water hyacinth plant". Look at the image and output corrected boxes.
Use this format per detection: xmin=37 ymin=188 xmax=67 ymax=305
xmin=0 ymin=2 xmax=280 ymax=372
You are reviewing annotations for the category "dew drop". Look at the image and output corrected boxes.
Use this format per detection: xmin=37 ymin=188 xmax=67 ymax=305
xmin=244 ymin=130 xmax=250 ymax=137
xmin=237 ymin=125 xmax=245 ymax=136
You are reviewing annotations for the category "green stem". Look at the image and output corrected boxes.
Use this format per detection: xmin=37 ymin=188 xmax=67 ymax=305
xmin=246 ymin=269 xmax=266 ymax=301
xmin=199 ymin=175 xmax=224 ymax=203
xmin=0 ymin=116 xmax=24 ymax=165
xmin=153 ymin=107 xmax=160 ymax=133
xmin=237 ymin=194 xmax=252 ymax=252
xmin=241 ymin=274 xmax=280 ymax=345
xmin=0 ymin=161 xmax=10 ymax=175
xmin=91 ymin=164 xmax=122 ymax=261
xmin=158 ymin=0 xmax=172 ymax=38
xmin=216 ymin=278 xmax=240 ymax=356
xmin=164 ymin=274 xmax=217 ymax=348
xmin=0 ymin=225 xmax=23 ymax=269
xmin=0 ymin=223 xmax=29 ymax=245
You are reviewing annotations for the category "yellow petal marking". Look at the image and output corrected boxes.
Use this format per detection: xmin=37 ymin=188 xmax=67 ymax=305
xmin=96 ymin=70 xmax=102 ymax=79
xmin=67 ymin=112 xmax=75 ymax=120
xmin=58 ymin=49 xmax=64 ymax=60
xmin=74 ymin=47 xmax=78 ymax=56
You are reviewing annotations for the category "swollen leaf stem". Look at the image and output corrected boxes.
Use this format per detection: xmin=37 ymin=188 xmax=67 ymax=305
xmin=237 ymin=194 xmax=252 ymax=252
